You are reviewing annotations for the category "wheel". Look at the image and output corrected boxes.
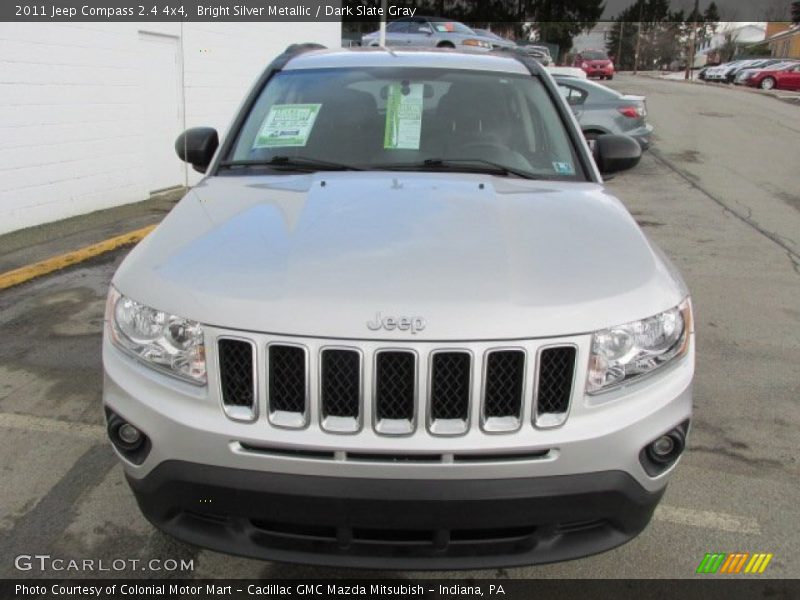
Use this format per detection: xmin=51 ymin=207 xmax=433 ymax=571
xmin=760 ymin=77 xmax=776 ymax=90
xmin=606 ymin=74 xmax=614 ymax=80
xmin=437 ymin=42 xmax=455 ymax=49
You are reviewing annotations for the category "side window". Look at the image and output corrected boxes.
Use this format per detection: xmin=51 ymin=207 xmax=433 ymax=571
xmin=386 ymin=22 xmax=409 ymax=33
xmin=557 ymin=84 xmax=588 ymax=106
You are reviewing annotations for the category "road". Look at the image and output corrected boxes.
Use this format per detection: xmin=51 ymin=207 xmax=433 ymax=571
xmin=0 ymin=75 xmax=798 ymax=580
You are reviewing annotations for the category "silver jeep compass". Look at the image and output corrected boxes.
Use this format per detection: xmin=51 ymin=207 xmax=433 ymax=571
xmin=102 ymin=45 xmax=694 ymax=569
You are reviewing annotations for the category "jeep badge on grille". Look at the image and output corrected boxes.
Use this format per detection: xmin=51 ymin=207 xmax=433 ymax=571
xmin=367 ymin=312 xmax=426 ymax=334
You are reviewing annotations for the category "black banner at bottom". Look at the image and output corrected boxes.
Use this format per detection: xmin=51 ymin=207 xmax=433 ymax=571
xmin=4 ymin=579 xmax=800 ymax=600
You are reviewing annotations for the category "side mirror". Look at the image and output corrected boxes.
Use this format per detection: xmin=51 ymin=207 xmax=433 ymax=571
xmin=594 ymin=134 xmax=642 ymax=174
xmin=175 ymin=127 xmax=218 ymax=173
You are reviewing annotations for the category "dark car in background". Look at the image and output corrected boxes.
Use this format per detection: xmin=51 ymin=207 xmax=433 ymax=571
xmin=573 ymin=50 xmax=615 ymax=80
xmin=555 ymin=76 xmax=653 ymax=149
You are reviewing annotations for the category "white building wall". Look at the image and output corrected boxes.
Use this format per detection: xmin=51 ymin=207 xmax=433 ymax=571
xmin=0 ymin=22 xmax=341 ymax=234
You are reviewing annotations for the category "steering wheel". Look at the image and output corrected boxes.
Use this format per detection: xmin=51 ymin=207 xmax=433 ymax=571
xmin=458 ymin=139 xmax=508 ymax=155
xmin=457 ymin=140 xmax=533 ymax=171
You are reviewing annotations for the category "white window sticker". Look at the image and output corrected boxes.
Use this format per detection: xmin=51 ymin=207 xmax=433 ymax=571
xmin=383 ymin=83 xmax=424 ymax=150
xmin=254 ymin=104 xmax=321 ymax=148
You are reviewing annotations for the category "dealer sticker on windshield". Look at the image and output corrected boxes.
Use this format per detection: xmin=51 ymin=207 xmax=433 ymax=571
xmin=384 ymin=83 xmax=424 ymax=150
xmin=254 ymin=103 xmax=321 ymax=148
xmin=552 ymin=161 xmax=575 ymax=175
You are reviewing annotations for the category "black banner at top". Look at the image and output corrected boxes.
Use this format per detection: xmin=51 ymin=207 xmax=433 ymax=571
xmin=2 ymin=0 xmax=795 ymax=22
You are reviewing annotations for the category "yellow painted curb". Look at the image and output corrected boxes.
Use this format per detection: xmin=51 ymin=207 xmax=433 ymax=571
xmin=0 ymin=224 xmax=157 ymax=291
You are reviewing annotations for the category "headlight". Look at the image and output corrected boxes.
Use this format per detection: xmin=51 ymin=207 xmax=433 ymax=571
xmin=462 ymin=39 xmax=490 ymax=49
xmin=106 ymin=287 xmax=206 ymax=385
xmin=587 ymin=298 xmax=692 ymax=394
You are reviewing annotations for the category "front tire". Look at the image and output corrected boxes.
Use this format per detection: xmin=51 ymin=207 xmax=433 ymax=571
xmin=760 ymin=77 xmax=776 ymax=90
xmin=437 ymin=42 xmax=455 ymax=49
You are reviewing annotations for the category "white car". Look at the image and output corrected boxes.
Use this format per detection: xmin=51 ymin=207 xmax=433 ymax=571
xmin=103 ymin=46 xmax=693 ymax=569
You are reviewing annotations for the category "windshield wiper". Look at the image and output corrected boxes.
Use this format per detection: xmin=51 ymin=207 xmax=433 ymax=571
xmin=218 ymin=155 xmax=364 ymax=172
xmin=374 ymin=158 xmax=541 ymax=180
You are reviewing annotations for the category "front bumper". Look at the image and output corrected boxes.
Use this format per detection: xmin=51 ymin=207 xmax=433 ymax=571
xmin=583 ymin=67 xmax=614 ymax=78
xmin=128 ymin=462 xmax=664 ymax=569
xmin=104 ymin=330 xmax=693 ymax=567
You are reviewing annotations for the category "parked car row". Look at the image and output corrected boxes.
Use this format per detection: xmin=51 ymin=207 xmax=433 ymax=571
xmin=360 ymin=17 xmax=555 ymax=65
xmin=699 ymin=58 xmax=800 ymax=90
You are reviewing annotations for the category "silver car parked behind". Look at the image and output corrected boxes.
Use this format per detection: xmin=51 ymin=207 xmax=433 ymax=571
xmin=555 ymin=75 xmax=654 ymax=150
xmin=361 ymin=16 xmax=492 ymax=51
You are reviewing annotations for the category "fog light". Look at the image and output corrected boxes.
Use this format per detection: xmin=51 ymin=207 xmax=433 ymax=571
xmin=651 ymin=435 xmax=675 ymax=457
xmin=105 ymin=408 xmax=150 ymax=464
xmin=640 ymin=420 xmax=689 ymax=476
xmin=118 ymin=423 xmax=142 ymax=446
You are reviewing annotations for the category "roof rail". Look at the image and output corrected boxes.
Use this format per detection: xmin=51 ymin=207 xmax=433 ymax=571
xmin=283 ymin=43 xmax=327 ymax=56
xmin=499 ymin=49 xmax=546 ymax=77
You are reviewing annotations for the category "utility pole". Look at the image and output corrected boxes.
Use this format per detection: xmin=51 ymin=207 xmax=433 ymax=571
xmin=633 ymin=0 xmax=644 ymax=75
xmin=378 ymin=0 xmax=387 ymax=47
xmin=617 ymin=20 xmax=624 ymax=69
xmin=684 ymin=0 xmax=700 ymax=80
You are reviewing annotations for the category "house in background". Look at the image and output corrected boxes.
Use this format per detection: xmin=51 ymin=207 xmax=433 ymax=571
xmin=766 ymin=23 xmax=800 ymax=59
xmin=695 ymin=22 xmax=766 ymax=66
xmin=0 ymin=22 xmax=341 ymax=235
xmin=571 ymin=23 xmax=615 ymax=58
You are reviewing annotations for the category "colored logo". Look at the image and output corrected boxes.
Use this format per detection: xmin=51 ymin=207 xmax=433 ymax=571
xmin=696 ymin=552 xmax=773 ymax=574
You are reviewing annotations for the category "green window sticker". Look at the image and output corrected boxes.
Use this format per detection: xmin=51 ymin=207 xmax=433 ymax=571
xmin=254 ymin=103 xmax=322 ymax=148
xmin=383 ymin=83 xmax=424 ymax=150
xmin=552 ymin=161 xmax=575 ymax=175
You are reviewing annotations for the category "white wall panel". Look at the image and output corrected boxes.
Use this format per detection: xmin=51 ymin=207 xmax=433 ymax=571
xmin=0 ymin=21 xmax=341 ymax=234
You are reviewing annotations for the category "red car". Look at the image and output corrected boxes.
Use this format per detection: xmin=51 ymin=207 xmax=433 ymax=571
xmin=573 ymin=50 xmax=615 ymax=80
xmin=744 ymin=63 xmax=800 ymax=90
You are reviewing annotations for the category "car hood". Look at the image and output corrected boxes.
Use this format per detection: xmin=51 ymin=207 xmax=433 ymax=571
xmin=113 ymin=172 xmax=687 ymax=340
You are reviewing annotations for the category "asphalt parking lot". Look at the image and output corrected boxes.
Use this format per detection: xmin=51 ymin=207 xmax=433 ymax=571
xmin=0 ymin=74 xmax=798 ymax=580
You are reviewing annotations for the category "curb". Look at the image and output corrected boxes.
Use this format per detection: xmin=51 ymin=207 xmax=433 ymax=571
xmin=0 ymin=224 xmax=156 ymax=291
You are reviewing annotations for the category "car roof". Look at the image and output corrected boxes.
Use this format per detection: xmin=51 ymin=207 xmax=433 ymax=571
xmin=283 ymin=47 xmax=533 ymax=75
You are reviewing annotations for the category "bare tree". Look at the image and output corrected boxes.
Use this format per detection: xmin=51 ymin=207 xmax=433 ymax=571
xmin=717 ymin=23 xmax=741 ymax=62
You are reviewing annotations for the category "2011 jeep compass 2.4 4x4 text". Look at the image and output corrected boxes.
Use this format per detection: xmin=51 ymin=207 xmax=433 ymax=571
xmin=103 ymin=46 xmax=694 ymax=568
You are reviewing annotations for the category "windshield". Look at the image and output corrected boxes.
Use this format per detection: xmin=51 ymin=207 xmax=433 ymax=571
xmin=582 ymin=51 xmax=608 ymax=60
xmin=225 ymin=67 xmax=586 ymax=181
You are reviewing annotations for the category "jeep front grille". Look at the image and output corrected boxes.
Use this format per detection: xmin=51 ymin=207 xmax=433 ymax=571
xmin=429 ymin=351 xmax=471 ymax=435
xmin=320 ymin=348 xmax=361 ymax=433
xmin=214 ymin=332 xmax=579 ymax=435
xmin=535 ymin=346 xmax=577 ymax=428
xmin=374 ymin=351 xmax=416 ymax=434
xmin=217 ymin=338 xmax=256 ymax=421
xmin=482 ymin=349 xmax=525 ymax=432
xmin=268 ymin=344 xmax=307 ymax=428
